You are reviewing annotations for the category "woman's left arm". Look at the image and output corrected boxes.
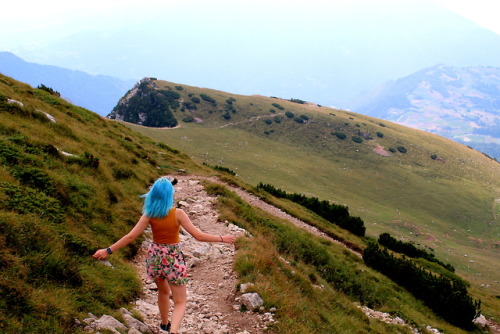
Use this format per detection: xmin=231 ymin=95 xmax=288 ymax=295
xmin=92 ymin=214 xmax=150 ymax=260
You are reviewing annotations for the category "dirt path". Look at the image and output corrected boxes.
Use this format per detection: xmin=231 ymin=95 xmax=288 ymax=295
xmin=131 ymin=177 xmax=272 ymax=334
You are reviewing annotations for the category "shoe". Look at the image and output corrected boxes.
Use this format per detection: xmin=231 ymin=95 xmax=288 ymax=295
xmin=159 ymin=322 xmax=171 ymax=332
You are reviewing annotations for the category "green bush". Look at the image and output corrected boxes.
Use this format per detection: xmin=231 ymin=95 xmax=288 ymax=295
xmin=378 ymin=233 xmax=454 ymax=272
xmin=182 ymin=115 xmax=194 ymax=123
xmin=203 ymin=163 xmax=236 ymax=176
xmin=9 ymin=166 xmax=57 ymax=196
xmin=264 ymin=119 xmax=272 ymax=125
xmin=294 ymin=117 xmax=305 ymax=124
xmin=0 ymin=183 xmax=64 ymax=224
xmin=272 ymin=103 xmax=285 ymax=110
xmin=376 ymin=132 xmax=384 ymax=138
xmin=111 ymin=166 xmax=135 ymax=180
xmin=289 ymin=98 xmax=306 ymax=104
xmin=285 ymin=111 xmax=294 ymax=118
xmin=183 ymin=102 xmax=197 ymax=110
xmin=269 ymin=108 xmax=276 ymax=113
xmin=200 ymin=94 xmax=216 ymax=104
xmin=37 ymin=84 xmax=60 ymax=97
xmin=389 ymin=147 xmax=396 ymax=153
xmin=175 ymin=85 xmax=183 ymax=90
xmin=191 ymin=97 xmax=200 ymax=104
xmin=431 ymin=154 xmax=437 ymax=160
xmin=223 ymin=112 xmax=231 ymax=120
xmin=332 ymin=132 xmax=346 ymax=140
xmin=300 ymin=114 xmax=309 ymax=120
xmin=397 ymin=146 xmax=407 ymax=153
xmin=274 ymin=116 xmax=282 ymax=123
xmin=256 ymin=183 xmax=366 ymax=236
xmin=352 ymin=136 xmax=363 ymax=143
xmin=364 ymin=243 xmax=480 ymax=329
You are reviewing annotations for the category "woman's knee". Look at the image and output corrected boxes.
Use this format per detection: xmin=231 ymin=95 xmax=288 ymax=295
xmin=156 ymin=278 xmax=170 ymax=294
xmin=169 ymin=284 xmax=187 ymax=304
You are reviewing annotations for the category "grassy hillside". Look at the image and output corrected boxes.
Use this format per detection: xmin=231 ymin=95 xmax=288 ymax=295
xmin=0 ymin=74 xmax=496 ymax=333
xmin=123 ymin=79 xmax=500 ymax=318
xmin=0 ymin=74 xmax=207 ymax=332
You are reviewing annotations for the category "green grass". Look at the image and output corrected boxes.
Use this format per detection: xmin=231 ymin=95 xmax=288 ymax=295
xmin=0 ymin=75 xmax=208 ymax=333
xmin=205 ymin=180 xmax=483 ymax=333
xmin=126 ymin=79 xmax=500 ymax=319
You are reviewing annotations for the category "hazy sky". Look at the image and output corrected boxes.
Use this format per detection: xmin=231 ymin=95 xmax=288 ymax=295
xmin=2 ymin=0 xmax=499 ymax=47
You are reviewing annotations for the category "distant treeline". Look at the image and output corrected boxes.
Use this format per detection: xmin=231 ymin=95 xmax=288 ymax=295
xmin=203 ymin=163 xmax=236 ymax=176
xmin=363 ymin=243 xmax=480 ymax=329
xmin=378 ymin=233 xmax=455 ymax=272
xmin=256 ymin=183 xmax=365 ymax=236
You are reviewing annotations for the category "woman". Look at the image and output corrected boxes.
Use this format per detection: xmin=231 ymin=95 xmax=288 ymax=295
xmin=93 ymin=177 xmax=235 ymax=334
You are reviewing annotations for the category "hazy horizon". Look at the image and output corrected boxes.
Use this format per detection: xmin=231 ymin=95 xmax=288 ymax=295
xmin=2 ymin=0 xmax=500 ymax=107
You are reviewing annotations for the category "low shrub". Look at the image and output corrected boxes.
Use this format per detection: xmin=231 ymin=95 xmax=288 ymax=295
xmin=364 ymin=243 xmax=480 ymax=329
xmin=332 ymin=132 xmax=346 ymax=140
xmin=285 ymin=111 xmax=294 ymax=118
xmin=112 ymin=166 xmax=135 ymax=180
xmin=352 ymin=136 xmax=363 ymax=143
xmin=272 ymin=103 xmax=285 ymax=110
xmin=289 ymin=98 xmax=306 ymax=104
xmin=397 ymin=146 xmax=407 ymax=153
xmin=0 ymin=183 xmax=64 ymax=224
xmin=200 ymin=94 xmax=216 ymax=104
xmin=256 ymin=183 xmax=366 ymax=236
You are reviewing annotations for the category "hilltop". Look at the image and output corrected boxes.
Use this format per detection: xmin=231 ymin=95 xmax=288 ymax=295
xmin=352 ymin=64 xmax=500 ymax=160
xmin=0 ymin=73 xmax=498 ymax=333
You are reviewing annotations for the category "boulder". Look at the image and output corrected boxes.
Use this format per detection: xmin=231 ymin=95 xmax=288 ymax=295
xmin=240 ymin=293 xmax=264 ymax=311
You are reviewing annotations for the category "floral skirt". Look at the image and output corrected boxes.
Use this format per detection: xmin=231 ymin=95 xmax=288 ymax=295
xmin=145 ymin=242 xmax=188 ymax=285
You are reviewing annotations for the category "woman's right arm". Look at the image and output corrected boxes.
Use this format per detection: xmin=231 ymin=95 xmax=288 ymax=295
xmin=92 ymin=214 xmax=150 ymax=260
xmin=177 ymin=209 xmax=235 ymax=244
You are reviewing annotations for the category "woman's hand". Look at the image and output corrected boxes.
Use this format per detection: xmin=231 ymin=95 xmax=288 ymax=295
xmin=92 ymin=249 xmax=109 ymax=260
xmin=221 ymin=235 xmax=235 ymax=244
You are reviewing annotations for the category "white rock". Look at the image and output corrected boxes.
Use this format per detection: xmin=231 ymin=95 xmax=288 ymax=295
xmin=240 ymin=293 xmax=264 ymax=311
xmin=473 ymin=314 xmax=487 ymax=329
xmin=94 ymin=315 xmax=127 ymax=333
xmin=7 ymin=99 xmax=24 ymax=107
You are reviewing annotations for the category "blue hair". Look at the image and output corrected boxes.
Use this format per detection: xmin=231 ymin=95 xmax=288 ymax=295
xmin=141 ymin=177 xmax=175 ymax=218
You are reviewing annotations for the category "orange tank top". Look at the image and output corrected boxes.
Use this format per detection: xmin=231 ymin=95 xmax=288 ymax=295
xmin=150 ymin=208 xmax=180 ymax=244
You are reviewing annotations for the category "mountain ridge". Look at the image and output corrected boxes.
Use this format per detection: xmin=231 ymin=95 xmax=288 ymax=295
xmin=0 ymin=51 xmax=135 ymax=116
xmin=352 ymin=64 xmax=500 ymax=159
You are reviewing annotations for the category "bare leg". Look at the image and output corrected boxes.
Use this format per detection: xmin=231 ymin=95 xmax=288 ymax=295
xmin=156 ymin=278 xmax=171 ymax=326
xmin=169 ymin=283 xmax=187 ymax=333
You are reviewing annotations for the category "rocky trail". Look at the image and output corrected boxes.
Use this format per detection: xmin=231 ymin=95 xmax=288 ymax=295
xmin=82 ymin=176 xmax=495 ymax=334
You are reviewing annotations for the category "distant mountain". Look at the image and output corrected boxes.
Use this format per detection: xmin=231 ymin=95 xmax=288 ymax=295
xmin=0 ymin=52 xmax=135 ymax=116
xmin=9 ymin=0 xmax=500 ymax=108
xmin=353 ymin=65 xmax=500 ymax=159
